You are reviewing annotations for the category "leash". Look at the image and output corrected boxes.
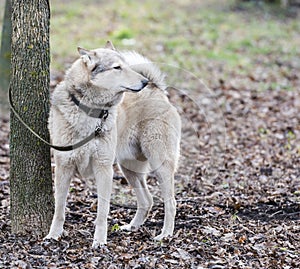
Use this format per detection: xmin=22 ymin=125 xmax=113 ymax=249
xmin=9 ymin=88 xmax=108 ymax=151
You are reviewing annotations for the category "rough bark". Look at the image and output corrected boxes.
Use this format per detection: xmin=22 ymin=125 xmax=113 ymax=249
xmin=10 ymin=0 xmax=54 ymax=236
xmin=0 ymin=0 xmax=12 ymax=114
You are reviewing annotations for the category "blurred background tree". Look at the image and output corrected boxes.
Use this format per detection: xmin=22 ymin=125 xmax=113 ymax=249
xmin=0 ymin=0 xmax=12 ymax=114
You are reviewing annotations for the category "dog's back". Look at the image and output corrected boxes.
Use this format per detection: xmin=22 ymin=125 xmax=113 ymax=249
xmin=117 ymin=51 xmax=181 ymax=173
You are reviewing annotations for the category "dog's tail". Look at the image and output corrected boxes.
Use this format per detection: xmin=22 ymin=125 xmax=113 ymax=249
xmin=121 ymin=51 xmax=166 ymax=90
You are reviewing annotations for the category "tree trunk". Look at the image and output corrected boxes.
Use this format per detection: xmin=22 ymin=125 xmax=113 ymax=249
xmin=0 ymin=0 xmax=12 ymax=114
xmin=10 ymin=0 xmax=54 ymax=236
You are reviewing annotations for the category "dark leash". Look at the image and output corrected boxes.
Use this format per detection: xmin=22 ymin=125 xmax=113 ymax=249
xmin=9 ymin=88 xmax=109 ymax=151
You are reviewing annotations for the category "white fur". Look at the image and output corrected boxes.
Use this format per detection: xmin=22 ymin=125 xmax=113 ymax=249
xmin=45 ymin=44 xmax=181 ymax=247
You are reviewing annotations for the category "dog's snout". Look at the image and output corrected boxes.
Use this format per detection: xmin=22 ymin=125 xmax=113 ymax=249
xmin=141 ymin=79 xmax=149 ymax=88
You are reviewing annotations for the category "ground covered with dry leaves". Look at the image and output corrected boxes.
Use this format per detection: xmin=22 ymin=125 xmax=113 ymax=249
xmin=1 ymin=71 xmax=300 ymax=268
xmin=1 ymin=1 xmax=300 ymax=268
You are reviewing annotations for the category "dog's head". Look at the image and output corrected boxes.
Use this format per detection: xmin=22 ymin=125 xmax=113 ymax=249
xmin=76 ymin=41 xmax=148 ymax=93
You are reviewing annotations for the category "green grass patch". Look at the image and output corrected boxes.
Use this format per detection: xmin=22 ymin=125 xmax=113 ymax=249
xmin=1 ymin=0 xmax=299 ymax=84
xmin=48 ymin=0 xmax=300 ymax=74
xmin=111 ymin=27 xmax=135 ymax=40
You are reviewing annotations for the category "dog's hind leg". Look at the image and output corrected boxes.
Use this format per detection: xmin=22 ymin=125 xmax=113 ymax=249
xmin=119 ymin=164 xmax=153 ymax=231
xmin=152 ymin=160 xmax=176 ymax=241
xmin=45 ymin=162 xmax=73 ymax=240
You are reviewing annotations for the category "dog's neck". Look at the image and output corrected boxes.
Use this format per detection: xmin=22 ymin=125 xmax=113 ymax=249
xmin=70 ymin=93 xmax=109 ymax=119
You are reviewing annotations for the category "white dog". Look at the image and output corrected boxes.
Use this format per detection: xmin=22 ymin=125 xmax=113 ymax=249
xmin=45 ymin=42 xmax=181 ymax=248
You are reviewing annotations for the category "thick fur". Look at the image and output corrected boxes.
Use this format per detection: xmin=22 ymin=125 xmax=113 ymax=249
xmin=45 ymin=42 xmax=181 ymax=248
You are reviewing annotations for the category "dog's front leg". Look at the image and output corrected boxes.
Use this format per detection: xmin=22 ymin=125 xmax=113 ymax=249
xmin=45 ymin=162 xmax=73 ymax=240
xmin=92 ymin=163 xmax=113 ymax=248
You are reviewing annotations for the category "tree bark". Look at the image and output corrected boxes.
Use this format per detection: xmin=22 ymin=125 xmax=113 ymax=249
xmin=0 ymin=0 xmax=12 ymax=114
xmin=10 ymin=0 xmax=54 ymax=236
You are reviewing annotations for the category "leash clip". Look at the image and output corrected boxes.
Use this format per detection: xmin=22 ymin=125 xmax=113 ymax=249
xmin=95 ymin=123 xmax=104 ymax=137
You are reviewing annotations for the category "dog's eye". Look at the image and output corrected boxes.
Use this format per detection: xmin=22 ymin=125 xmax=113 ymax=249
xmin=113 ymin=66 xmax=122 ymax=70
xmin=91 ymin=65 xmax=98 ymax=72
xmin=91 ymin=65 xmax=104 ymax=73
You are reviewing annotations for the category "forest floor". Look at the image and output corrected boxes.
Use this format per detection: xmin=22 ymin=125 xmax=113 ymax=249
xmin=1 ymin=0 xmax=300 ymax=268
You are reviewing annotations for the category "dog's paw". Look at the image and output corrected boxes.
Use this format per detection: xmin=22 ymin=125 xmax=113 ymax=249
xmin=153 ymin=234 xmax=164 ymax=241
xmin=44 ymin=233 xmax=60 ymax=241
xmin=153 ymin=232 xmax=172 ymax=241
xmin=44 ymin=230 xmax=66 ymax=241
xmin=92 ymin=239 xmax=107 ymax=249
xmin=120 ymin=224 xmax=132 ymax=231
xmin=120 ymin=223 xmax=140 ymax=232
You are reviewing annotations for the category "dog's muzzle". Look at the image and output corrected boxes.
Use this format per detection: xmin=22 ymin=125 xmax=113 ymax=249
xmin=122 ymin=79 xmax=149 ymax=92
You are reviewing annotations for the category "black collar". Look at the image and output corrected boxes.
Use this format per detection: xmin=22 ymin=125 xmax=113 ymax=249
xmin=70 ymin=93 xmax=109 ymax=119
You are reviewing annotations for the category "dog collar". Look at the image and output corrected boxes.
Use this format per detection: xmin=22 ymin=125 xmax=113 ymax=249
xmin=70 ymin=93 xmax=109 ymax=119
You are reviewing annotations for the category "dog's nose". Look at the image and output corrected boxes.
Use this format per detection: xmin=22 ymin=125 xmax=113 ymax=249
xmin=141 ymin=79 xmax=148 ymax=88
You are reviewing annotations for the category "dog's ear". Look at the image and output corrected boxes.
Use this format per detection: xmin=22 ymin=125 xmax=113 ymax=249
xmin=78 ymin=47 xmax=90 ymax=56
xmin=77 ymin=47 xmax=97 ymax=69
xmin=105 ymin=41 xmax=116 ymax=51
